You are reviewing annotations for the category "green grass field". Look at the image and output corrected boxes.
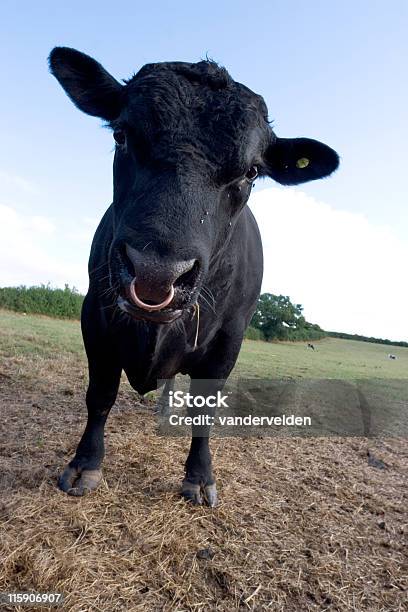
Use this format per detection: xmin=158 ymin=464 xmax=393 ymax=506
xmin=1 ymin=308 xmax=407 ymax=380
xmin=1 ymin=308 xmax=407 ymax=611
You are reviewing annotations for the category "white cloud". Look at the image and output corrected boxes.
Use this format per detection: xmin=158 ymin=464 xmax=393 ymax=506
xmin=0 ymin=204 xmax=88 ymax=292
xmin=0 ymin=170 xmax=39 ymax=196
xmin=250 ymin=187 xmax=407 ymax=341
xmin=66 ymin=216 xmax=99 ymax=245
xmin=30 ymin=216 xmax=56 ymax=234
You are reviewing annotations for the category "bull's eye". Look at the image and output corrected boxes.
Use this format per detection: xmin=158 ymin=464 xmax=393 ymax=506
xmin=245 ymin=165 xmax=258 ymax=181
xmin=113 ymin=129 xmax=126 ymax=146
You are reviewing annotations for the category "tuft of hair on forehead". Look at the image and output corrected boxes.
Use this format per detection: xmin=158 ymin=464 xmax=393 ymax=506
xmin=124 ymin=60 xmax=232 ymax=91
xmin=173 ymin=61 xmax=231 ymax=90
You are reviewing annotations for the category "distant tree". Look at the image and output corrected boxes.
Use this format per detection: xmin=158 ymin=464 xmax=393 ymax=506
xmin=251 ymin=294 xmax=305 ymax=341
xmin=250 ymin=293 xmax=326 ymax=341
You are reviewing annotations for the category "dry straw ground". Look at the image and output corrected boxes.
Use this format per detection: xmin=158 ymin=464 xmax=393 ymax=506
xmin=0 ymin=311 xmax=407 ymax=611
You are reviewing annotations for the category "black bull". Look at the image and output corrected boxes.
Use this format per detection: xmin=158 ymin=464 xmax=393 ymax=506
xmin=49 ymin=47 xmax=339 ymax=506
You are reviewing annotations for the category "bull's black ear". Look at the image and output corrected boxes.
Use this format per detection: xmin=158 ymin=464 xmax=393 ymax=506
xmin=48 ymin=47 xmax=123 ymax=121
xmin=264 ymin=137 xmax=339 ymax=185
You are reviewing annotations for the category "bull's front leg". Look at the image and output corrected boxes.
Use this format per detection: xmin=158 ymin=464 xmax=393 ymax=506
xmin=58 ymin=357 xmax=122 ymax=496
xmin=181 ymin=378 xmax=221 ymax=507
xmin=181 ymin=329 xmax=244 ymax=507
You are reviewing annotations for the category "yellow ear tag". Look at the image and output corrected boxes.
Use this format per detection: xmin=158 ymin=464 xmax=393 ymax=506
xmin=296 ymin=157 xmax=310 ymax=169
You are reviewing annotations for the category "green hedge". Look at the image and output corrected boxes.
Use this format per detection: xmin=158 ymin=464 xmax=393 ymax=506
xmin=245 ymin=326 xmax=264 ymax=341
xmin=0 ymin=285 xmax=84 ymax=319
xmin=284 ymin=326 xmax=326 ymax=341
xmin=328 ymin=330 xmax=408 ymax=348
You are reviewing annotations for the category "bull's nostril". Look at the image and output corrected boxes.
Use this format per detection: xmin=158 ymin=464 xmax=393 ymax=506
xmin=174 ymin=260 xmax=200 ymax=288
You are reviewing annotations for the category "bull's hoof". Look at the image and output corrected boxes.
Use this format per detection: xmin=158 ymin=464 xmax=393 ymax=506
xmin=58 ymin=465 xmax=103 ymax=497
xmin=203 ymin=483 xmax=218 ymax=507
xmin=181 ymin=481 xmax=203 ymax=505
xmin=181 ymin=480 xmax=217 ymax=507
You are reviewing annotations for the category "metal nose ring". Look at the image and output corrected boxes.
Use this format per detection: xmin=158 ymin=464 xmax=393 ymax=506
xmin=129 ymin=278 xmax=175 ymax=311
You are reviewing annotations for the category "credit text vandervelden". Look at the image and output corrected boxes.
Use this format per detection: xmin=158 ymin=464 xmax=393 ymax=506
xmin=168 ymin=414 xmax=312 ymax=427
xmin=167 ymin=391 xmax=312 ymax=427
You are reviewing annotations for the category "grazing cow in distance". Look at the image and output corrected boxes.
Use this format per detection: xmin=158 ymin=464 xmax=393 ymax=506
xmin=49 ymin=47 xmax=339 ymax=506
xmin=388 ymin=354 xmax=397 ymax=360
xmin=307 ymin=343 xmax=315 ymax=350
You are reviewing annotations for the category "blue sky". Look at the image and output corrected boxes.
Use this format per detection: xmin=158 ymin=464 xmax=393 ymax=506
xmin=0 ymin=1 xmax=407 ymax=339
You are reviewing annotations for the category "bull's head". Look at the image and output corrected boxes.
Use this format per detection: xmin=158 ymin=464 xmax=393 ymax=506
xmin=49 ymin=47 xmax=339 ymax=323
